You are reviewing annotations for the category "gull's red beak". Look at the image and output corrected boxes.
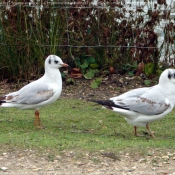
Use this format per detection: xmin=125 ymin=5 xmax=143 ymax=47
xmin=61 ymin=63 xmax=69 ymax=67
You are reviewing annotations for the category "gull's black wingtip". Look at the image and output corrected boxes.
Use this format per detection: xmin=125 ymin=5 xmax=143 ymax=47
xmin=86 ymin=99 xmax=115 ymax=108
xmin=87 ymin=99 xmax=130 ymax=111
xmin=87 ymin=99 xmax=114 ymax=105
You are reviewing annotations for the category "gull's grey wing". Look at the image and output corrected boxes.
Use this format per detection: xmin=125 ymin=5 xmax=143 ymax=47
xmin=6 ymin=82 xmax=54 ymax=104
xmin=110 ymin=87 xmax=151 ymax=101
xmin=113 ymin=90 xmax=170 ymax=115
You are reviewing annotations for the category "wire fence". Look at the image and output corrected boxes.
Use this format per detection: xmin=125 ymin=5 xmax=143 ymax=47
xmin=0 ymin=0 xmax=174 ymax=49
xmin=0 ymin=0 xmax=175 ymax=81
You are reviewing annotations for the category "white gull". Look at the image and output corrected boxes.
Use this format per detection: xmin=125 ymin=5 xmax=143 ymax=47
xmin=0 ymin=55 xmax=68 ymax=128
xmin=88 ymin=69 xmax=175 ymax=137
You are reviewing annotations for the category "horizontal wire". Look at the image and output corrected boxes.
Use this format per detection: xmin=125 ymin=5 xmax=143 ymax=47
xmin=0 ymin=3 xmax=173 ymax=11
xmin=0 ymin=44 xmax=158 ymax=48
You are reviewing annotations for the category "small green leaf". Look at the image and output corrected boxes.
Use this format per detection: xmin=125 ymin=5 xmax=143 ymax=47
xmin=90 ymin=78 xmax=102 ymax=89
xmin=90 ymin=63 xmax=99 ymax=69
xmin=91 ymin=69 xmax=99 ymax=74
xmin=144 ymin=80 xmax=151 ymax=86
xmin=80 ymin=62 xmax=89 ymax=69
xmin=95 ymin=78 xmax=102 ymax=86
xmin=144 ymin=63 xmax=154 ymax=77
xmin=90 ymin=81 xmax=99 ymax=89
xmin=61 ymin=72 xmax=66 ymax=78
xmin=66 ymin=78 xmax=75 ymax=85
xmin=128 ymin=71 xmax=134 ymax=76
xmin=133 ymin=61 xmax=137 ymax=68
xmin=74 ymin=57 xmax=81 ymax=67
xmin=87 ymin=56 xmax=96 ymax=64
xmin=84 ymin=70 xmax=95 ymax=79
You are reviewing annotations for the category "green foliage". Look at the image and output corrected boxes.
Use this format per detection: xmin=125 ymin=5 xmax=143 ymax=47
xmin=144 ymin=63 xmax=155 ymax=77
xmin=66 ymin=78 xmax=75 ymax=85
xmin=0 ymin=4 xmax=67 ymax=81
xmin=90 ymin=78 xmax=102 ymax=89
xmin=84 ymin=70 xmax=95 ymax=79
xmin=144 ymin=80 xmax=151 ymax=86
xmin=84 ymin=69 xmax=99 ymax=79
xmin=120 ymin=61 xmax=138 ymax=76
xmin=0 ymin=1 xmax=174 ymax=81
xmin=74 ymin=55 xmax=99 ymax=79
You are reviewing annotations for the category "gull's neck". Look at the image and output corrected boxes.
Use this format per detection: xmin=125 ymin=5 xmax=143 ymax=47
xmin=159 ymin=77 xmax=175 ymax=90
xmin=43 ymin=67 xmax=62 ymax=83
xmin=158 ymin=80 xmax=175 ymax=105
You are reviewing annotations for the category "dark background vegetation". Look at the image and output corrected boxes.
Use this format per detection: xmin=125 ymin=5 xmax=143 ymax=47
xmin=0 ymin=0 xmax=174 ymax=82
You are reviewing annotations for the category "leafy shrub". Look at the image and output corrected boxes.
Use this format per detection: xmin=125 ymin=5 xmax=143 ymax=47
xmin=0 ymin=1 xmax=174 ymax=81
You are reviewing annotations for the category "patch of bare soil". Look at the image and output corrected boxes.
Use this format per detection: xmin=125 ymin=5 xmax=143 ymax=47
xmin=2 ymin=74 xmax=174 ymax=175
xmin=61 ymin=74 xmax=151 ymax=100
xmin=1 ymin=149 xmax=175 ymax=175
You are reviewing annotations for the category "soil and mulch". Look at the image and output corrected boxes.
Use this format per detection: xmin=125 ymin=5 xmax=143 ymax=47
xmin=1 ymin=74 xmax=175 ymax=175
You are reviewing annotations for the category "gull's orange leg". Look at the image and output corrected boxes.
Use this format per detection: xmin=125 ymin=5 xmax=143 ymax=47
xmin=134 ymin=125 xmax=155 ymax=138
xmin=134 ymin=126 xmax=143 ymax=137
xmin=34 ymin=110 xmax=44 ymax=129
xmin=146 ymin=123 xmax=155 ymax=138
xmin=134 ymin=126 xmax=140 ymax=137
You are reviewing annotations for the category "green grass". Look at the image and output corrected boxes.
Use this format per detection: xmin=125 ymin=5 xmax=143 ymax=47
xmin=0 ymin=99 xmax=175 ymax=155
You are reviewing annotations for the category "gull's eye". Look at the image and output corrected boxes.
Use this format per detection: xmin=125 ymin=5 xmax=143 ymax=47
xmin=54 ymin=60 xmax=58 ymax=64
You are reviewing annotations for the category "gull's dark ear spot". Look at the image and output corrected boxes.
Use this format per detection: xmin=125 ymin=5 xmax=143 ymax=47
xmin=48 ymin=59 xmax=51 ymax=64
xmin=168 ymin=71 xmax=171 ymax=79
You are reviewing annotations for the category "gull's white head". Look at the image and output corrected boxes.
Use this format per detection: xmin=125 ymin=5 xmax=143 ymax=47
xmin=159 ymin=68 xmax=175 ymax=85
xmin=45 ymin=55 xmax=69 ymax=69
